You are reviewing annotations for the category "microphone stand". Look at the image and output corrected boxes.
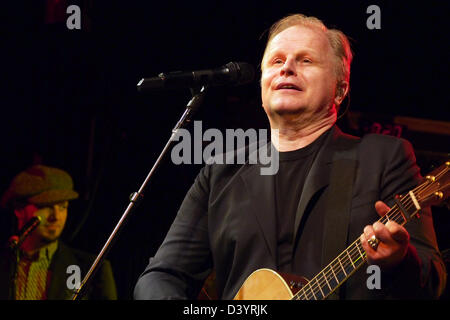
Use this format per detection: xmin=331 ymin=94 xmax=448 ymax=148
xmin=6 ymin=216 xmax=42 ymax=300
xmin=7 ymin=244 xmax=19 ymax=300
xmin=71 ymin=85 xmax=208 ymax=300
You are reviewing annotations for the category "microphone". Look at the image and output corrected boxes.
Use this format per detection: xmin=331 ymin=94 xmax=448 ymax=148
xmin=137 ymin=61 xmax=255 ymax=92
xmin=8 ymin=216 xmax=42 ymax=250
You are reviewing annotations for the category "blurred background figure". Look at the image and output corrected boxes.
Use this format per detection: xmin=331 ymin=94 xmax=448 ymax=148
xmin=0 ymin=165 xmax=117 ymax=299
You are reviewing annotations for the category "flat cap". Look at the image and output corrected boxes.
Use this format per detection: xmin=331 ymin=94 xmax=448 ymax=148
xmin=1 ymin=165 xmax=79 ymax=208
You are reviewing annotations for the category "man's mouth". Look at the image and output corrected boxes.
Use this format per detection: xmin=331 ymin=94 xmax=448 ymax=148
xmin=45 ymin=224 xmax=60 ymax=229
xmin=275 ymin=83 xmax=302 ymax=91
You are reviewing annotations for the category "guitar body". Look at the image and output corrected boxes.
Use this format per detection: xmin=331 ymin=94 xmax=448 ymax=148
xmin=233 ymin=268 xmax=308 ymax=300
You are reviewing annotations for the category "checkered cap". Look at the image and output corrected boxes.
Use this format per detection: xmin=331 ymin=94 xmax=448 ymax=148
xmin=1 ymin=165 xmax=79 ymax=208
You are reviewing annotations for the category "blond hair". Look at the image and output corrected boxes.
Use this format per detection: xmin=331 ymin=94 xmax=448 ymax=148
xmin=262 ymin=14 xmax=353 ymax=84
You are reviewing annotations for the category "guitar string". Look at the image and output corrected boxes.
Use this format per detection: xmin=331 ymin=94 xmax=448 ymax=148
xmin=293 ymin=197 xmax=417 ymax=300
xmin=291 ymin=176 xmax=438 ymax=300
xmin=298 ymin=194 xmax=424 ymax=300
xmin=296 ymin=168 xmax=450 ymax=301
xmin=308 ymin=173 xmax=443 ymax=300
xmin=297 ymin=207 xmax=408 ymax=300
xmin=304 ymin=167 xmax=450 ymax=300
xmin=294 ymin=166 xmax=448 ymax=300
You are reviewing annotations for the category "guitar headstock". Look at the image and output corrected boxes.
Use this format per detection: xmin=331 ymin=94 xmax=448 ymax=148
xmin=416 ymin=161 xmax=450 ymax=208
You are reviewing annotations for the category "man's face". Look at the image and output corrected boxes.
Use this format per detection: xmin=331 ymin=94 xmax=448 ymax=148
xmin=15 ymin=201 xmax=68 ymax=244
xmin=261 ymin=25 xmax=339 ymax=123
xmin=34 ymin=201 xmax=68 ymax=243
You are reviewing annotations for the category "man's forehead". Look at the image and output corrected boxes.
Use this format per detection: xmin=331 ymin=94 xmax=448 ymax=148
xmin=267 ymin=25 xmax=331 ymax=54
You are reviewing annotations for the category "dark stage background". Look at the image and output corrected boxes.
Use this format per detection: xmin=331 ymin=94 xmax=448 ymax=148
xmin=1 ymin=1 xmax=449 ymax=299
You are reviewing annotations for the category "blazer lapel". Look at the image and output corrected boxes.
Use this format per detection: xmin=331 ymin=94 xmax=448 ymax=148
xmin=292 ymin=127 xmax=342 ymax=244
xmin=240 ymin=155 xmax=277 ymax=262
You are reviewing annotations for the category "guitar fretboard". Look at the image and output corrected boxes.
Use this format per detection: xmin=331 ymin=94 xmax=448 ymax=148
xmin=292 ymin=190 xmax=421 ymax=300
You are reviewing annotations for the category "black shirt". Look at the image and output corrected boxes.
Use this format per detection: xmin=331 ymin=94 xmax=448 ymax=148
xmin=275 ymin=129 xmax=330 ymax=275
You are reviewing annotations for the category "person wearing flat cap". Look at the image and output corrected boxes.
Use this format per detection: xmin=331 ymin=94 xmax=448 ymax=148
xmin=0 ymin=165 xmax=117 ymax=300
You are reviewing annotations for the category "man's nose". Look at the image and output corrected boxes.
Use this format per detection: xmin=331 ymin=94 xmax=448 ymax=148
xmin=47 ymin=205 xmax=62 ymax=221
xmin=280 ymin=58 xmax=296 ymax=77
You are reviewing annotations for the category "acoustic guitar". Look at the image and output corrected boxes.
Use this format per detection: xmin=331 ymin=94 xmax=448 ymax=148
xmin=234 ymin=161 xmax=450 ymax=300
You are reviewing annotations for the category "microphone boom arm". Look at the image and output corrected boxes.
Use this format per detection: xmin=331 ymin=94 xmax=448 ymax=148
xmin=71 ymin=85 xmax=208 ymax=300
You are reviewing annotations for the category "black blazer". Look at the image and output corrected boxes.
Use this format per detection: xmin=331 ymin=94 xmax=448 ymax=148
xmin=134 ymin=126 xmax=446 ymax=299
xmin=0 ymin=242 xmax=117 ymax=300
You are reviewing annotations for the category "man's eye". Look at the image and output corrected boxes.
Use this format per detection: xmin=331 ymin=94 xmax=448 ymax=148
xmin=303 ymin=58 xmax=312 ymax=63
xmin=273 ymin=59 xmax=283 ymax=64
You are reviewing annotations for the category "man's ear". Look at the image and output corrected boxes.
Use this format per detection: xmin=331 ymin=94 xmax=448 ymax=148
xmin=334 ymin=81 xmax=349 ymax=107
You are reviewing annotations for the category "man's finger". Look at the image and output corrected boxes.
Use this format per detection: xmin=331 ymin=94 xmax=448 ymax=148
xmin=385 ymin=221 xmax=409 ymax=244
xmin=363 ymin=225 xmax=375 ymax=241
xmin=360 ymin=233 xmax=374 ymax=254
xmin=375 ymin=201 xmax=390 ymax=217
xmin=372 ymin=221 xmax=391 ymax=243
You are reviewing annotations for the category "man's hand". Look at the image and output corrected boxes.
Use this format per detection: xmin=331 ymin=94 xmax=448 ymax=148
xmin=360 ymin=201 xmax=410 ymax=270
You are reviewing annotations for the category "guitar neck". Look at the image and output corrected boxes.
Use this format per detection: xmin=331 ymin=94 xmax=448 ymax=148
xmin=292 ymin=190 xmax=422 ymax=300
